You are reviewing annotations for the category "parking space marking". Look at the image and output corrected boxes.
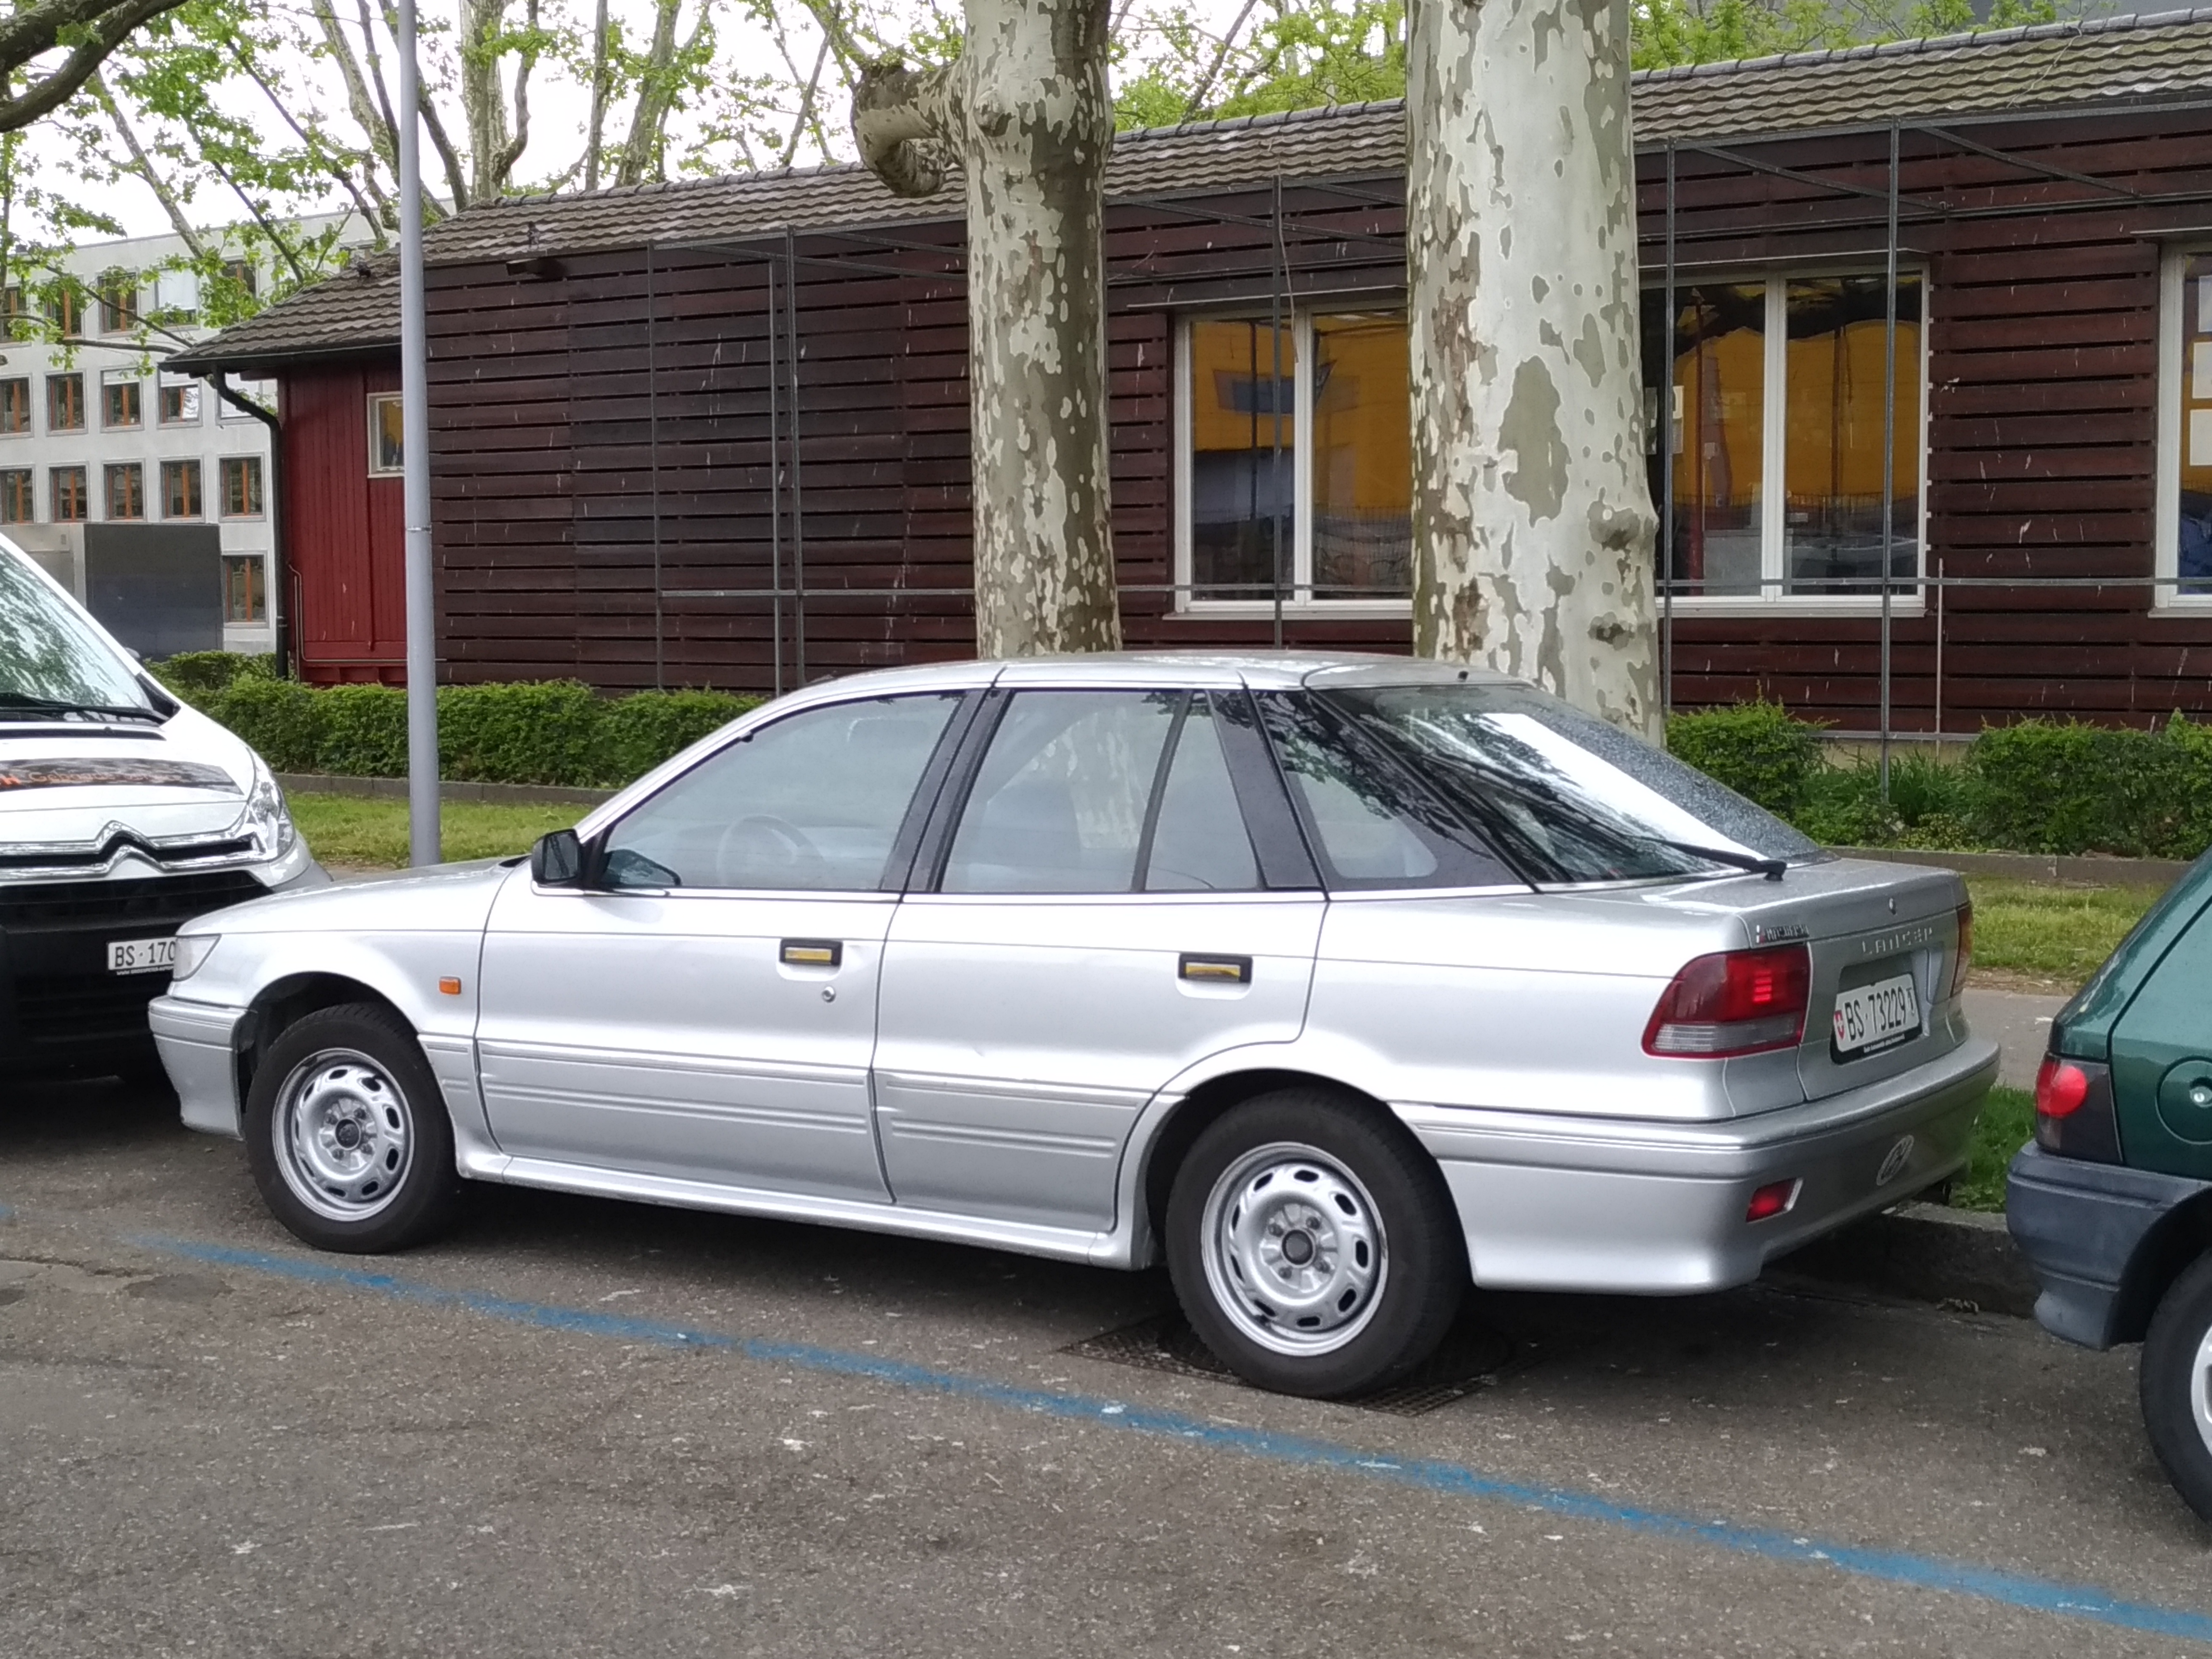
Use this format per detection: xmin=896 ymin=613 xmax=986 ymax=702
xmin=129 ymin=1230 xmax=2212 ymax=1646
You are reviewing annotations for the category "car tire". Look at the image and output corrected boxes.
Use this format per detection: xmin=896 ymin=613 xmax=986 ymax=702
xmin=2142 ymin=1249 xmax=2212 ymax=1522
xmin=243 ymin=1002 xmax=463 ymax=1254
xmin=1165 ymin=1088 xmax=1466 ymax=1399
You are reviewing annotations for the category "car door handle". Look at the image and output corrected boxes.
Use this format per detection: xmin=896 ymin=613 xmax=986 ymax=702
xmin=781 ymin=939 xmax=843 ymax=968
xmin=1179 ymin=953 xmax=1251 ymax=984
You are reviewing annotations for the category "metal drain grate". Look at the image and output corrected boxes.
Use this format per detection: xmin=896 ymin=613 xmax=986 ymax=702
xmin=1064 ymin=1312 xmax=1517 ymax=1417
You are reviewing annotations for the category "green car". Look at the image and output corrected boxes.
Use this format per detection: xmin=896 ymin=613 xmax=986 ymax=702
xmin=2009 ymin=857 xmax=2212 ymax=1520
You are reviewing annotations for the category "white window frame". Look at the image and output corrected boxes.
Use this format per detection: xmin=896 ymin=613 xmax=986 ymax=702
xmin=1172 ymin=310 xmax=1411 ymax=619
xmin=218 ymin=375 xmax=276 ymax=423
xmin=2155 ymin=243 xmax=2212 ymax=612
xmin=366 ymin=390 xmax=403 ymax=473
xmin=1654 ymin=268 xmax=1930 ymax=618
xmin=157 ymin=372 xmax=202 ymax=426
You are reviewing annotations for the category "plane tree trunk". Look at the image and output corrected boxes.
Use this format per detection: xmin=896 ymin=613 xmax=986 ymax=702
xmin=1405 ymin=0 xmax=1660 ymax=738
xmin=853 ymin=0 xmax=1122 ymax=657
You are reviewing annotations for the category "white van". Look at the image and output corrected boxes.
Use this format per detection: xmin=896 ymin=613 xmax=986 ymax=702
xmin=1 ymin=534 xmax=324 ymax=1084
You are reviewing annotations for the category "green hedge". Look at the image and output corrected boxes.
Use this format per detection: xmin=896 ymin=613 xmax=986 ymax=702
xmin=1666 ymin=701 xmax=2212 ymax=860
xmin=150 ymin=654 xmax=761 ymax=789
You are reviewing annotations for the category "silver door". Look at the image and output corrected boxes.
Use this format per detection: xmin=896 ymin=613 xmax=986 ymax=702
xmin=873 ymin=689 xmax=1325 ymax=1232
xmin=475 ymin=692 xmax=963 ymax=1199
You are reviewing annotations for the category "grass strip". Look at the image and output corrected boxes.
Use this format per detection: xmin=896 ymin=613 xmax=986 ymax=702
xmin=1963 ymin=877 xmax=2162 ymax=988
xmin=291 ymin=793 xmax=580 ymax=870
xmin=1955 ymin=1086 xmax=2033 ymax=1213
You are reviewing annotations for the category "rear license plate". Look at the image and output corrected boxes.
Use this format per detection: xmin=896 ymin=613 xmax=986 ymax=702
xmin=1832 ymin=973 xmax=1919 ymax=1054
xmin=106 ymin=936 xmax=178 ymax=975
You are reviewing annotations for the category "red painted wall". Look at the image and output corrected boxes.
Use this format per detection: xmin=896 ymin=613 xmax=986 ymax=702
xmin=281 ymin=362 xmax=406 ymax=684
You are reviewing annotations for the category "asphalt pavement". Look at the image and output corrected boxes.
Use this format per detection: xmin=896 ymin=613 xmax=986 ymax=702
xmin=6 ymin=1075 xmax=2211 ymax=1658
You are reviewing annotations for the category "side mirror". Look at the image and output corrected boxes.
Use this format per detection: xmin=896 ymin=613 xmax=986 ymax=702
xmin=531 ymin=828 xmax=583 ymax=887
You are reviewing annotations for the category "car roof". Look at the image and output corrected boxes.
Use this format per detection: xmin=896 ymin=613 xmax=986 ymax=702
xmin=771 ymin=651 xmax=1526 ymax=705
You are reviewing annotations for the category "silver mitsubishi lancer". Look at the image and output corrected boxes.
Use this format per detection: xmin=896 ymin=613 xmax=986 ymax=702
xmin=150 ymin=654 xmax=1995 ymax=1398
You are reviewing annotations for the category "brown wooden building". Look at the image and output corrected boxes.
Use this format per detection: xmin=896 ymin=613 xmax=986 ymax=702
xmin=172 ymin=10 xmax=2212 ymax=734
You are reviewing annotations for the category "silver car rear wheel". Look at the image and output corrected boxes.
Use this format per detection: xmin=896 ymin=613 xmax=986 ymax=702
xmin=271 ymin=1047 xmax=416 ymax=1222
xmin=1199 ymin=1141 xmax=1389 ymax=1358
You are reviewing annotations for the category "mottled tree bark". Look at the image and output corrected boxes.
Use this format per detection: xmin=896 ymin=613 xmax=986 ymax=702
xmin=1405 ymin=0 xmax=1659 ymax=738
xmin=854 ymin=0 xmax=1122 ymax=657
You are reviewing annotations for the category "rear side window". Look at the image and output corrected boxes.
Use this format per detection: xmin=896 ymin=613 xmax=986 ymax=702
xmin=941 ymin=690 xmax=1265 ymax=895
xmin=1255 ymin=694 xmax=1520 ymax=890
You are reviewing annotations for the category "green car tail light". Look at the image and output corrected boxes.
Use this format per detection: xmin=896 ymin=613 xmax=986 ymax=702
xmin=2035 ymin=1054 xmax=2121 ymax=1163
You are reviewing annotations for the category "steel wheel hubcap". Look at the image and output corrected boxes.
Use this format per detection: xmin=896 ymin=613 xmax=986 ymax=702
xmin=274 ymin=1049 xmax=413 ymax=1222
xmin=2191 ymin=1323 xmax=2212 ymax=1461
xmin=1200 ymin=1142 xmax=1387 ymax=1358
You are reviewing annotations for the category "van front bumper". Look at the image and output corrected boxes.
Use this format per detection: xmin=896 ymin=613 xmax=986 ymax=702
xmin=1397 ymin=1037 xmax=2000 ymax=1293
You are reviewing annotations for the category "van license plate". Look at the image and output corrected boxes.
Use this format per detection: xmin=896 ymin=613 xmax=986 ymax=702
xmin=107 ymin=936 xmax=178 ymax=975
xmin=1832 ymin=973 xmax=1919 ymax=1053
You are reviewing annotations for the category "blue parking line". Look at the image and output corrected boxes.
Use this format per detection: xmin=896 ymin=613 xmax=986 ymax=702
xmin=133 ymin=1230 xmax=2212 ymax=1644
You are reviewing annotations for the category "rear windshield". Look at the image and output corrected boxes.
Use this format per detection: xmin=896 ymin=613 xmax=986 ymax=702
xmin=1286 ymin=683 xmax=1822 ymax=887
xmin=0 ymin=551 xmax=153 ymax=715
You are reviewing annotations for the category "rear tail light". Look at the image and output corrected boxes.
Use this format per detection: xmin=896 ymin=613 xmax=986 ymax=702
xmin=2033 ymin=1053 xmax=2121 ymax=1163
xmin=1643 ymin=944 xmax=1812 ymax=1058
xmin=1945 ymin=900 xmax=1974 ymax=999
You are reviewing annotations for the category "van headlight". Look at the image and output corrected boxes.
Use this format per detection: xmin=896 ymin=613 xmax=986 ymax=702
xmin=242 ymin=755 xmax=299 ymax=862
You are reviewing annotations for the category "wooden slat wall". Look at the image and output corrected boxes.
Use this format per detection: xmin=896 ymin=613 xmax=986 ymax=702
xmin=1642 ymin=109 xmax=2212 ymax=728
xmin=408 ymin=108 xmax=2212 ymax=725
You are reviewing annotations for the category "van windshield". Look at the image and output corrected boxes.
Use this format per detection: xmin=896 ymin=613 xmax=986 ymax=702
xmin=1309 ymin=683 xmax=1822 ymax=886
xmin=0 ymin=551 xmax=157 ymax=718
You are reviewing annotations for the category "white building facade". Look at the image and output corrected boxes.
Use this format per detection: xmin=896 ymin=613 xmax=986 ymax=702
xmin=4 ymin=219 xmax=358 ymax=654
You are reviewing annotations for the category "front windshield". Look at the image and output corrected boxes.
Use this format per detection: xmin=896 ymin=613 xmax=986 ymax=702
xmin=1313 ymin=683 xmax=1822 ymax=885
xmin=0 ymin=549 xmax=153 ymax=714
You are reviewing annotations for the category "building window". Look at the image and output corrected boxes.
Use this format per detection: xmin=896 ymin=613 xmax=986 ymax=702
xmin=99 ymin=279 xmax=135 ymax=335
xmin=162 ymin=458 xmax=202 ymax=519
xmin=0 ymin=286 xmax=25 ymax=340
xmin=0 ymin=469 xmax=32 ymax=523
xmin=101 ymin=369 xmax=141 ymax=429
xmin=158 ymin=373 xmax=200 ymax=425
xmin=367 ymin=391 xmax=404 ymax=474
xmin=219 ymin=375 xmax=276 ymax=421
xmin=46 ymin=285 xmax=81 ymax=336
xmin=1642 ymin=273 xmax=1926 ymax=609
xmin=51 ymin=466 xmax=86 ymax=522
xmin=153 ymin=268 xmax=199 ymax=321
xmin=222 ymin=554 xmax=266 ymax=622
xmin=221 ymin=258 xmax=258 ymax=299
xmin=105 ymin=462 xmax=144 ymax=521
xmin=2163 ymin=248 xmax=2212 ymax=604
xmin=46 ymin=372 xmax=83 ymax=432
xmin=0 ymin=377 xmax=28 ymax=435
xmin=220 ymin=455 xmax=264 ymax=518
xmin=1174 ymin=312 xmax=1411 ymax=611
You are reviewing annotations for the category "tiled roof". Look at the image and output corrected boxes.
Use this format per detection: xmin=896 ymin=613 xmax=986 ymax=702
xmin=171 ymin=7 xmax=2212 ymax=372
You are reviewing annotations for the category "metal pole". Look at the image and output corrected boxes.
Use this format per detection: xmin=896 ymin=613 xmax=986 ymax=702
xmin=766 ymin=251 xmax=782 ymax=698
xmin=647 ymin=242 xmax=663 ymax=690
xmin=1934 ymin=554 xmax=1945 ymax=743
xmin=1661 ymin=143 xmax=1677 ymax=716
xmin=397 ymin=0 xmax=438 ymax=866
xmin=1879 ymin=120 xmax=1899 ymax=800
xmin=786 ymin=227 xmax=805 ymax=686
xmin=1269 ymin=175 xmax=1286 ymax=650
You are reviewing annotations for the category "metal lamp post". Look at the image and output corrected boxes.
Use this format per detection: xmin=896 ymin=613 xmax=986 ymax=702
xmin=397 ymin=0 xmax=439 ymax=866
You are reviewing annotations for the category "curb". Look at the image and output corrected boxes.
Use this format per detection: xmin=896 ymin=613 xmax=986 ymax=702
xmin=1834 ymin=846 xmax=2188 ymax=887
xmin=276 ymin=772 xmax=615 ymax=809
xmin=1773 ymin=1200 xmax=2040 ymax=1318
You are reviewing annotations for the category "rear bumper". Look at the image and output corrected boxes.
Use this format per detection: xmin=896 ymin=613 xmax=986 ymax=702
xmin=148 ymin=995 xmax=248 ymax=1136
xmin=2005 ymin=1143 xmax=2209 ymax=1349
xmin=1398 ymin=1036 xmax=1999 ymax=1293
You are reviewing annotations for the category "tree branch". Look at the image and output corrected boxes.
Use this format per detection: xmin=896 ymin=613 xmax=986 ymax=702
xmin=89 ymin=69 xmax=206 ymax=257
xmin=851 ymin=56 xmax=957 ymax=200
xmin=0 ymin=0 xmax=192 ymax=134
xmin=1182 ymin=0 xmax=1264 ymax=121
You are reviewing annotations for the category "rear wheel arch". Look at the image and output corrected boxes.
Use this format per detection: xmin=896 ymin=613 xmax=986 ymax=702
xmin=2117 ymin=1191 xmax=2212 ymax=1345
xmin=1136 ymin=1069 xmax=1449 ymax=1261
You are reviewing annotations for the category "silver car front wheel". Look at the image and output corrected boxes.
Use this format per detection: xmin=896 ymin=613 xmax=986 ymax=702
xmin=1200 ymin=1142 xmax=1388 ymax=1357
xmin=244 ymin=1002 xmax=462 ymax=1254
xmin=272 ymin=1049 xmax=415 ymax=1221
